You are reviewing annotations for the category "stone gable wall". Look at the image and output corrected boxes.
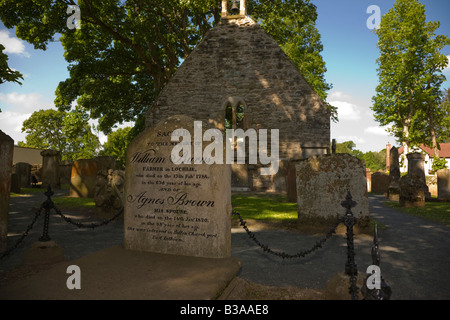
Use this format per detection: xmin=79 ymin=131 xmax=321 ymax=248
xmin=145 ymin=17 xmax=330 ymax=162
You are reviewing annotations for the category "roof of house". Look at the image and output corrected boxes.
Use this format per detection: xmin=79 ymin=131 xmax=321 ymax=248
xmin=398 ymin=143 xmax=450 ymax=158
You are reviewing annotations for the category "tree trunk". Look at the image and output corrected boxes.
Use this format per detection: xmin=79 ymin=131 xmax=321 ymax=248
xmin=428 ymin=104 xmax=440 ymax=158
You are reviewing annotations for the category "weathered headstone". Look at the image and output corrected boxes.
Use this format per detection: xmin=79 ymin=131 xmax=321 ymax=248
xmin=14 ymin=162 xmax=32 ymax=188
xmin=0 ymin=130 xmax=14 ymax=251
xmin=399 ymin=174 xmax=425 ymax=207
xmin=406 ymin=152 xmax=430 ymax=199
xmin=40 ymin=149 xmax=61 ymax=189
xmin=295 ymin=153 xmax=370 ymax=229
xmin=124 ymin=115 xmax=232 ymax=258
xmin=371 ymin=172 xmax=390 ymax=194
xmin=70 ymin=156 xmax=115 ymax=198
xmin=437 ymin=169 xmax=450 ymax=200
xmin=10 ymin=173 xmax=21 ymax=193
xmin=387 ymin=146 xmax=401 ymax=201
xmin=59 ymin=160 xmax=73 ymax=186
xmin=95 ymin=169 xmax=125 ymax=217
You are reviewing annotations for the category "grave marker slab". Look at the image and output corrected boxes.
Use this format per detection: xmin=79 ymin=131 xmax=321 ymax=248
xmin=124 ymin=115 xmax=232 ymax=258
xmin=295 ymin=153 xmax=370 ymax=229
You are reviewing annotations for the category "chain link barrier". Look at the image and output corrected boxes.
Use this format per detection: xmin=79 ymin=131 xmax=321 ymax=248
xmin=2 ymin=186 xmax=368 ymax=300
xmin=232 ymin=210 xmax=343 ymax=259
xmin=0 ymin=207 xmax=43 ymax=262
xmin=233 ymin=189 xmax=361 ymax=300
xmin=0 ymin=186 xmax=123 ymax=264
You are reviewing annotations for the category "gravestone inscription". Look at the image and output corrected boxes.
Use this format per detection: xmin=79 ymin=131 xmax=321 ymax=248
xmin=124 ymin=115 xmax=231 ymax=258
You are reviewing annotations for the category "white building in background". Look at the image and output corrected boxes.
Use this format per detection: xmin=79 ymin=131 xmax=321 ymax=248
xmin=396 ymin=143 xmax=450 ymax=175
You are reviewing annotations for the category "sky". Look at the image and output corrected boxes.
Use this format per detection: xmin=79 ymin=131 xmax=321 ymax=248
xmin=1 ymin=0 xmax=450 ymax=153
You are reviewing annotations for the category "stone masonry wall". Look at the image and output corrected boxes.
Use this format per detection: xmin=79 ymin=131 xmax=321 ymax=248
xmin=145 ymin=17 xmax=330 ymax=162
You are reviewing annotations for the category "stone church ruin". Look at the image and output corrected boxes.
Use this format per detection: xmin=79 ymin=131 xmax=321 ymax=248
xmin=145 ymin=0 xmax=331 ymax=193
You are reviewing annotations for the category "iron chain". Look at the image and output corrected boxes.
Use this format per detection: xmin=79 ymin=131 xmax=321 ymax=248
xmin=0 ymin=207 xmax=43 ymax=263
xmin=232 ymin=210 xmax=343 ymax=259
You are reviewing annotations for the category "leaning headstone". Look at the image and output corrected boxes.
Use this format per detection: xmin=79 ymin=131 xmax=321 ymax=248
xmin=295 ymin=153 xmax=370 ymax=229
xmin=40 ymin=149 xmax=61 ymax=189
xmin=387 ymin=146 xmax=401 ymax=201
xmin=406 ymin=152 xmax=430 ymax=199
xmin=399 ymin=174 xmax=425 ymax=207
xmin=437 ymin=169 xmax=450 ymax=201
xmin=124 ymin=115 xmax=232 ymax=258
xmin=0 ymin=130 xmax=14 ymax=251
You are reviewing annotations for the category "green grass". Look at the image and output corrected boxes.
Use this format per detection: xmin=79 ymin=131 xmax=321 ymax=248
xmin=384 ymin=200 xmax=450 ymax=226
xmin=52 ymin=196 xmax=96 ymax=209
xmin=232 ymin=193 xmax=297 ymax=221
xmin=10 ymin=187 xmax=96 ymax=209
xmin=10 ymin=187 xmax=46 ymax=197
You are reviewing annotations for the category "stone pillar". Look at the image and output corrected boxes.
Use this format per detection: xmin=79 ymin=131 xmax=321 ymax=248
xmin=0 ymin=130 xmax=14 ymax=251
xmin=387 ymin=146 xmax=401 ymax=201
xmin=366 ymin=168 xmax=372 ymax=192
xmin=386 ymin=142 xmax=391 ymax=172
xmin=406 ymin=152 xmax=430 ymax=199
xmin=40 ymin=149 xmax=61 ymax=189
xmin=437 ymin=169 xmax=450 ymax=200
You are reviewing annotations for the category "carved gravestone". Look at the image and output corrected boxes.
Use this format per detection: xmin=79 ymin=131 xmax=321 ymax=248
xmin=387 ymin=146 xmax=401 ymax=201
xmin=95 ymin=169 xmax=125 ymax=217
xmin=124 ymin=115 xmax=232 ymax=258
xmin=0 ymin=130 xmax=14 ymax=251
xmin=437 ymin=169 xmax=450 ymax=200
xmin=295 ymin=153 xmax=370 ymax=229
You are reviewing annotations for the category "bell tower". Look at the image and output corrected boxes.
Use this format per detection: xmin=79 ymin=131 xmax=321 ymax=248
xmin=221 ymin=0 xmax=247 ymax=19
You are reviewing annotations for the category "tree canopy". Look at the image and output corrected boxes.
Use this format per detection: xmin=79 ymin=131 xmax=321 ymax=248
xmin=19 ymin=107 xmax=100 ymax=161
xmin=0 ymin=0 xmax=334 ymax=137
xmin=334 ymin=140 xmax=386 ymax=172
xmin=0 ymin=43 xmax=23 ymax=88
xmin=100 ymin=126 xmax=133 ymax=169
xmin=372 ymin=0 xmax=450 ymax=156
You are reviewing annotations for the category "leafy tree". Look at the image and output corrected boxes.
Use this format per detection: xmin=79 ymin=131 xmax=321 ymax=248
xmin=335 ymin=140 xmax=356 ymax=154
xmin=0 ymin=43 xmax=23 ymax=86
xmin=100 ymin=126 xmax=133 ymax=169
xmin=372 ymin=0 xmax=450 ymax=156
xmin=19 ymin=107 xmax=100 ymax=161
xmin=362 ymin=150 xmax=386 ymax=172
xmin=0 ymin=0 xmax=334 ymax=137
xmin=334 ymin=140 xmax=386 ymax=172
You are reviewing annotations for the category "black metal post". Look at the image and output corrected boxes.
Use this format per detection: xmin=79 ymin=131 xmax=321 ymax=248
xmin=39 ymin=185 xmax=54 ymax=242
xmin=341 ymin=190 xmax=358 ymax=300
